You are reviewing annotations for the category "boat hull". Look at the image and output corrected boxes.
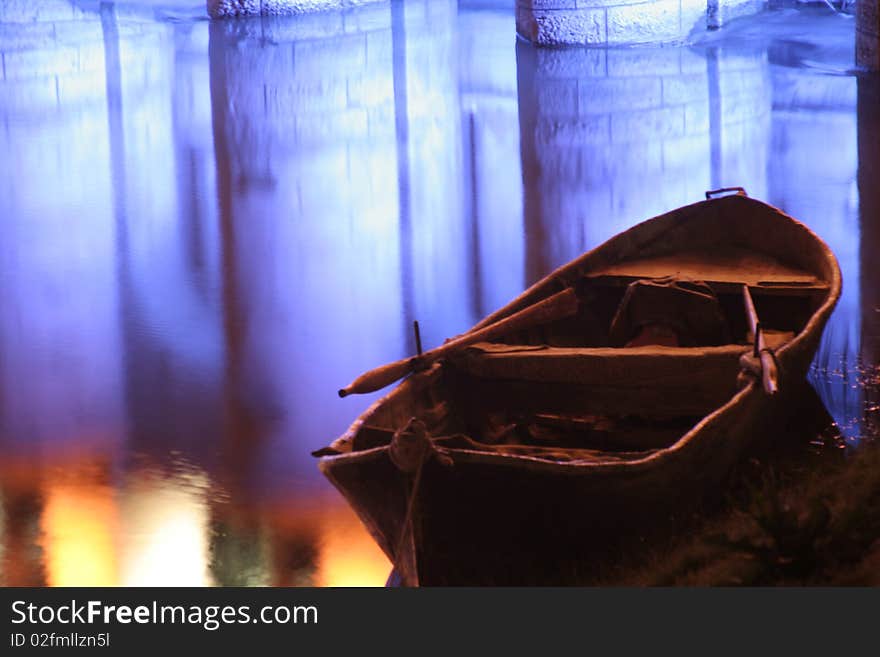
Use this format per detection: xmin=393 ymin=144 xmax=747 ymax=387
xmin=321 ymin=341 xmax=819 ymax=585
xmin=318 ymin=194 xmax=841 ymax=585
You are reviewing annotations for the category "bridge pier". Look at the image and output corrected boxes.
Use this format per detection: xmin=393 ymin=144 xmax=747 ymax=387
xmin=514 ymin=0 xmax=767 ymax=47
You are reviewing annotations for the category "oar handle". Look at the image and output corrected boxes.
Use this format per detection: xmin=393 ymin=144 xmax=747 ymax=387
xmin=338 ymin=287 xmax=580 ymax=397
xmin=338 ymin=358 xmax=418 ymax=398
xmin=759 ymin=351 xmax=778 ymax=395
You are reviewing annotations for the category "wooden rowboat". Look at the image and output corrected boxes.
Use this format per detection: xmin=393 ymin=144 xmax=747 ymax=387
xmin=314 ymin=191 xmax=841 ymax=586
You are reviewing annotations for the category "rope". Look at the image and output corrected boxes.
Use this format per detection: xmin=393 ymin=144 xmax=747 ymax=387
xmin=389 ymin=419 xmax=453 ymax=568
xmin=393 ymin=453 xmax=427 ymax=567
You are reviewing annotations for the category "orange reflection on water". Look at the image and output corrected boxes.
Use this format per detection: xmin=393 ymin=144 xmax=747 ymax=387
xmin=3 ymin=457 xmax=392 ymax=587
xmin=41 ymin=479 xmax=118 ymax=587
xmin=316 ymin=502 xmax=390 ymax=587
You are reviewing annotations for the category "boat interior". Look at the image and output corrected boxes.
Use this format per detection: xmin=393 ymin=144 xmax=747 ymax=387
xmin=342 ymin=245 xmax=832 ymax=463
xmin=483 ymin=246 xmax=829 ymax=350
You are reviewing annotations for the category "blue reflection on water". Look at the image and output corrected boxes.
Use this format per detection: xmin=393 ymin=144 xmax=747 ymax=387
xmin=0 ymin=1 xmax=876 ymax=585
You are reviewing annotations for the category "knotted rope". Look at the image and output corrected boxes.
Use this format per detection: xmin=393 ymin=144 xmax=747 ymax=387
xmin=389 ymin=418 xmax=453 ymax=571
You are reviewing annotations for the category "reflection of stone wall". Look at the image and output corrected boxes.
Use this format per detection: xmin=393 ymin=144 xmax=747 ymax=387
xmin=517 ymin=44 xmax=715 ymax=279
xmin=769 ymin=67 xmax=860 ymax=438
xmin=208 ymin=7 xmax=400 ymax=474
xmin=457 ymin=7 xmax=525 ymax=313
xmin=709 ymin=47 xmax=771 ymax=199
xmin=0 ymin=0 xmax=90 ymax=23
xmin=400 ymin=0 xmax=470 ymax=345
xmin=517 ymin=42 xmax=772 ymax=281
xmin=0 ymin=3 xmax=123 ymax=447
xmin=0 ymin=2 xmax=225 ymax=458
xmin=859 ymin=78 xmax=879 ymax=412
xmin=118 ymin=18 xmax=228 ymax=459
xmin=858 ymin=0 xmax=879 ymax=70
xmin=0 ymin=3 xmax=103 ymax=118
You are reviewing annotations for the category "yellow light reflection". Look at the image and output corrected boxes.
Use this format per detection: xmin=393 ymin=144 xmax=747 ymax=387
xmin=41 ymin=483 xmax=118 ymax=587
xmin=119 ymin=473 xmax=212 ymax=587
xmin=316 ymin=503 xmax=390 ymax=587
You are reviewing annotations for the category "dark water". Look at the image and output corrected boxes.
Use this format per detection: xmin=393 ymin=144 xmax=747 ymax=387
xmin=0 ymin=1 xmax=876 ymax=585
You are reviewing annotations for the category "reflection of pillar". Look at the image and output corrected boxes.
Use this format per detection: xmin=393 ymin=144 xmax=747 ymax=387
xmin=398 ymin=0 xmax=470 ymax=348
xmin=171 ymin=21 xmax=221 ymax=287
xmin=857 ymin=0 xmax=879 ymax=70
xmin=103 ymin=11 xmax=226 ymax=461
xmin=208 ymin=6 xmax=401 ymax=490
xmin=858 ymin=76 xmax=879 ymax=437
xmin=706 ymin=46 xmax=771 ymax=199
xmin=0 ymin=2 xmax=124 ymax=454
xmin=0 ymin=482 xmax=47 ymax=586
xmin=516 ymin=42 xmax=716 ymax=284
xmin=457 ymin=6 xmax=524 ymax=317
xmin=768 ymin=66 xmax=860 ymax=439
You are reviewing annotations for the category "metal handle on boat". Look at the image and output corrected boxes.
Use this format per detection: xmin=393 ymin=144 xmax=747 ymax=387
xmin=705 ymin=187 xmax=748 ymax=200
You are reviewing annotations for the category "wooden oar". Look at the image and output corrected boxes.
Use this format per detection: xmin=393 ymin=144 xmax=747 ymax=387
xmin=742 ymin=285 xmax=779 ymax=395
xmin=338 ymin=287 xmax=580 ymax=397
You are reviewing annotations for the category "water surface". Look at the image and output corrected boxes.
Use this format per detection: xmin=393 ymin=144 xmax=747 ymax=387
xmin=0 ymin=1 xmax=877 ymax=585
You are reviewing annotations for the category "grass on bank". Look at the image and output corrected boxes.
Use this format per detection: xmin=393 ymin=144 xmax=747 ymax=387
xmin=604 ymin=443 xmax=880 ymax=585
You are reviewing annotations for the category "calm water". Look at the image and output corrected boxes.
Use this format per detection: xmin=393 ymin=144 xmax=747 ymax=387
xmin=0 ymin=1 xmax=877 ymax=586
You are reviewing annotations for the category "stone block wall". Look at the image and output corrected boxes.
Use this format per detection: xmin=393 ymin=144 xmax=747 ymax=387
xmin=207 ymin=0 xmax=387 ymax=19
xmin=516 ymin=0 xmax=769 ymax=46
xmin=516 ymin=0 xmax=707 ymax=46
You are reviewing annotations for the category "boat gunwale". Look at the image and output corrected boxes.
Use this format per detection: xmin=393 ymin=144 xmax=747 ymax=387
xmin=469 ymin=195 xmax=840 ymax=333
xmin=318 ymin=382 xmax=754 ymax=475
xmin=457 ymin=342 xmax=782 ymax=359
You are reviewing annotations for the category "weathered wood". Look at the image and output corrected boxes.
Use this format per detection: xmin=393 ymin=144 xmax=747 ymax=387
xmin=338 ymin=286 xmax=579 ymax=397
xmin=742 ymin=285 xmax=779 ymax=395
xmin=583 ymin=273 xmax=830 ymax=296
xmin=453 ymin=342 xmax=745 ymax=388
xmin=590 ymin=246 xmax=818 ymax=287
